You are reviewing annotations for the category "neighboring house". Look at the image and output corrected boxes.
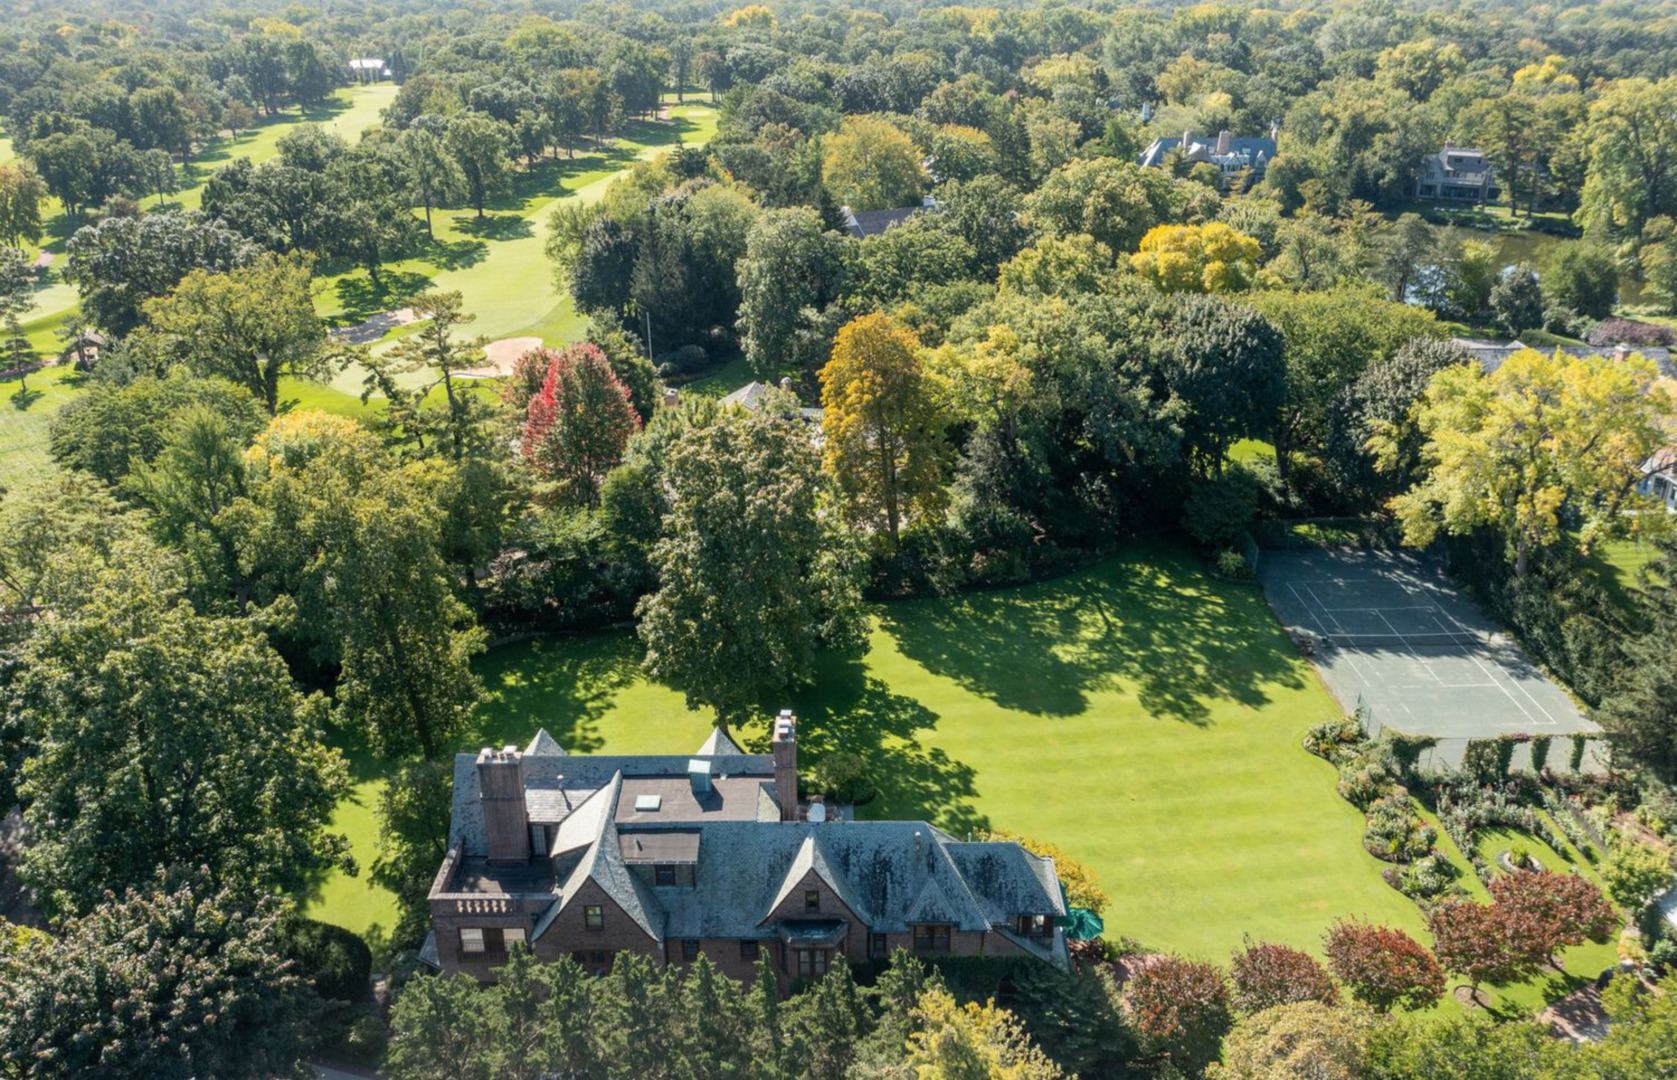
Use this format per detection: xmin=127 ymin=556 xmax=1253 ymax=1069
xmin=720 ymin=378 xmax=823 ymax=424
xmin=1640 ymin=446 xmax=1677 ymax=512
xmin=1137 ymin=129 xmax=1277 ymax=185
xmin=59 ymin=329 xmax=106 ymax=369
xmin=1451 ymin=337 xmax=1677 ymax=512
xmin=840 ymin=196 xmax=938 ymax=239
xmin=1416 ymin=143 xmax=1499 ymax=203
xmin=424 ymin=715 xmax=1069 ymax=988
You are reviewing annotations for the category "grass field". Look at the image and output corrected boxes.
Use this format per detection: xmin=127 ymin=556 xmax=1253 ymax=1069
xmin=305 ymin=544 xmax=1427 ymax=962
xmin=0 ymin=364 xmax=83 ymax=491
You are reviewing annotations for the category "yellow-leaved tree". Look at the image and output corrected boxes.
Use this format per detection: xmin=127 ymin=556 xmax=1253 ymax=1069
xmin=906 ymin=988 xmax=1066 ymax=1079
xmin=1129 ymin=222 xmax=1261 ymax=293
xmin=820 ymin=313 xmax=947 ymax=549
xmin=1384 ymin=348 xmax=1673 ymax=575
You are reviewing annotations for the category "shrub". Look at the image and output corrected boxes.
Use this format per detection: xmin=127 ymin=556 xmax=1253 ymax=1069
xmin=1213 ymin=1001 xmax=1380 ymax=1080
xmin=1337 ymin=744 xmax=1401 ymax=811
xmin=1228 ymin=940 xmax=1338 ymax=1014
xmin=812 ymin=752 xmax=877 ymax=806
xmin=1304 ymin=718 xmax=1365 ymax=764
xmin=1531 ymin=736 xmax=1552 ymax=774
xmin=1322 ymin=921 xmax=1445 ymax=1013
xmin=1601 ymin=840 xmax=1673 ymax=910
xmin=1123 ymin=955 xmax=1233 ymax=1075
xmin=1587 ymin=317 xmax=1674 ymax=348
xmin=1214 ymin=547 xmax=1255 ymax=580
xmin=1386 ymin=853 xmax=1461 ymax=902
xmin=1362 ymin=794 xmax=1437 ymax=862
xmin=655 ymin=343 xmax=710 ymax=378
xmin=282 ymin=918 xmax=372 ymax=1005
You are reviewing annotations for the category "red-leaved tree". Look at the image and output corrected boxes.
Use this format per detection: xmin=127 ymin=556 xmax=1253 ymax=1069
xmin=1228 ymin=939 xmax=1339 ymax=1014
xmin=1122 ymin=954 xmax=1233 ymax=1075
xmin=1322 ymin=920 xmax=1445 ymax=1013
xmin=1488 ymin=870 xmax=1617 ymax=968
xmin=521 ymin=343 xmax=641 ymax=506
xmin=1426 ymin=898 xmax=1531 ymax=1006
xmin=503 ymin=346 xmax=552 ymax=411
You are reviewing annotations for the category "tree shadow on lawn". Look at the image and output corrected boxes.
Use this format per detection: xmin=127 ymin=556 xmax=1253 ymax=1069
xmin=332 ymin=269 xmax=435 ymax=324
xmin=877 ymin=545 xmax=1305 ymax=724
xmin=762 ymin=655 xmax=990 ymax=839
xmin=426 ymin=236 xmax=490 ymax=271
xmin=457 ymin=212 xmax=534 ymax=242
xmin=470 ymin=633 xmax=645 ymax=755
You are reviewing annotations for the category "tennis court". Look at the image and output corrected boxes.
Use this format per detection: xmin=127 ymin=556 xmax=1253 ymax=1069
xmin=1261 ymin=548 xmax=1598 ymax=741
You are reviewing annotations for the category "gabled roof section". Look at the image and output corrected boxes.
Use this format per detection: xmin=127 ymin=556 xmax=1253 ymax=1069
xmin=525 ymin=728 xmax=566 ymax=757
xmin=697 ymin=727 xmax=744 ymax=756
xmin=764 ymin=834 xmax=873 ymax=924
xmin=944 ymin=842 xmax=1067 ymax=922
xmin=552 ymin=772 xmax=665 ymax=941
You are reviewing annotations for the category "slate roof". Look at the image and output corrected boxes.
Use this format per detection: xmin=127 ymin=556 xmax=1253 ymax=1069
xmin=445 ymin=730 xmax=1068 ymax=954
xmin=841 ymin=205 xmax=921 ymax=239
xmin=1138 ymin=133 xmax=1276 ymax=170
xmin=697 ymin=728 xmax=745 ymax=756
xmin=1449 ymin=337 xmax=1676 ymax=379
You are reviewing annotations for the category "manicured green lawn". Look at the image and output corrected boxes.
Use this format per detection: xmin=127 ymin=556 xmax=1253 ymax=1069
xmin=306 ymin=544 xmax=1426 ymax=962
xmin=0 ymin=364 xmax=83 ymax=492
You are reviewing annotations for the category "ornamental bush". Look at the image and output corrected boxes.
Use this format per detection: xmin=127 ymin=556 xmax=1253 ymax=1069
xmin=1228 ymin=940 xmax=1338 ymax=1014
xmin=1362 ymin=793 xmax=1437 ymax=862
xmin=1123 ymin=955 xmax=1233 ymax=1075
xmin=1322 ymin=921 xmax=1445 ymax=1013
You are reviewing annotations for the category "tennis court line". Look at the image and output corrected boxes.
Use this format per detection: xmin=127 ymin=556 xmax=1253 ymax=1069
xmin=1287 ymin=582 xmax=1368 ymax=682
xmin=1426 ymin=611 xmax=1550 ymax=728
xmin=1374 ymin=609 xmax=1444 ymax=684
xmin=1431 ymin=609 xmax=1561 ymax=727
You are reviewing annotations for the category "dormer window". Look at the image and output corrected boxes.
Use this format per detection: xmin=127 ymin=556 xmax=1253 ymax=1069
xmin=584 ymin=905 xmax=604 ymax=931
xmin=655 ymin=865 xmax=677 ymax=886
xmin=913 ymin=925 xmax=951 ymax=953
xmin=1017 ymin=914 xmax=1052 ymax=939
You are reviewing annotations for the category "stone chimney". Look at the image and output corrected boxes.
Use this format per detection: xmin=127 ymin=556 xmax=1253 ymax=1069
xmin=772 ymin=710 xmax=798 ymax=822
xmin=478 ymin=745 xmax=531 ymax=865
xmin=1216 ymin=130 xmax=1230 ymax=155
xmin=1614 ymin=343 xmax=1630 ymax=363
xmin=1181 ymin=128 xmax=1192 ymax=150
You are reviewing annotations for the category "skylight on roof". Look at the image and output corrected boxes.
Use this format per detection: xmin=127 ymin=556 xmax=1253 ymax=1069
xmin=634 ymin=794 xmax=663 ymax=812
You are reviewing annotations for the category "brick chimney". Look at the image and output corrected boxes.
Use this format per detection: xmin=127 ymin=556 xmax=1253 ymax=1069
xmin=1216 ymin=130 xmax=1230 ymax=155
xmin=478 ymin=746 xmax=531 ymax=865
xmin=772 ymin=710 xmax=798 ymax=822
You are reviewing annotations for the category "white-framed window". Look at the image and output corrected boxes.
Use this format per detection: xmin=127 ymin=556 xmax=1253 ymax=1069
xmin=504 ymin=927 xmax=527 ymax=949
xmin=459 ymin=928 xmax=485 ymax=954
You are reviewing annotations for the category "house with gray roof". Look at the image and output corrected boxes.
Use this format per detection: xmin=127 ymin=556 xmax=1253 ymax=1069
xmin=1417 ymin=144 xmax=1499 ymax=203
xmin=1138 ymin=129 xmax=1277 ymax=185
xmin=426 ymin=713 xmax=1069 ymax=988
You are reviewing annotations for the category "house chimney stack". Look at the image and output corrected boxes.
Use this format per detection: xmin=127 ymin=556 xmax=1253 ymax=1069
xmin=478 ymin=746 xmax=531 ymax=865
xmin=1614 ymin=343 xmax=1630 ymax=363
xmin=772 ymin=710 xmax=798 ymax=822
xmin=1181 ymin=128 xmax=1191 ymax=150
xmin=1216 ymin=130 xmax=1230 ymax=155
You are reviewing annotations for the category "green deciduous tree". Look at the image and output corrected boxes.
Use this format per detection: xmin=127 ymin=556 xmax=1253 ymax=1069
xmin=0 ymin=163 xmax=48 ymax=248
xmin=0 ymin=874 xmax=317 ymax=1080
xmin=141 ymin=252 xmax=332 ymax=413
xmin=14 ymin=563 xmax=348 ymax=916
xmin=235 ymin=412 xmax=488 ymax=758
xmin=403 ymin=120 xmax=466 ymax=239
xmin=1601 ymin=542 xmax=1677 ymax=778
xmin=447 ymin=113 xmax=515 ymax=219
xmin=1577 ymin=77 xmax=1677 ymax=240
xmin=64 ymin=210 xmax=254 ymax=336
xmin=822 ymin=115 xmax=925 ymax=211
xmin=736 ymin=207 xmax=848 ymax=379
xmin=637 ymin=410 xmax=868 ymax=726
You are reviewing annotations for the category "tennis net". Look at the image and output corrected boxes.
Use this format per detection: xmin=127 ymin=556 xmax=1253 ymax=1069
xmin=1316 ymin=631 xmax=1494 ymax=651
